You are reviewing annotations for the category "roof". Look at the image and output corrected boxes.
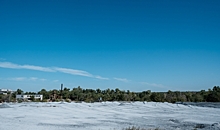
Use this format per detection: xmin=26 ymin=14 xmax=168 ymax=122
xmin=0 ymin=89 xmax=14 ymax=92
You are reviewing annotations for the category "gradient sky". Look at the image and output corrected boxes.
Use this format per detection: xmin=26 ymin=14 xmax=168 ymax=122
xmin=0 ymin=0 xmax=220 ymax=92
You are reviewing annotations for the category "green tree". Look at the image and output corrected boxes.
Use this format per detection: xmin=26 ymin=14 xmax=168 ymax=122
xmin=30 ymin=95 xmax=35 ymax=101
xmin=150 ymin=92 xmax=161 ymax=102
xmin=207 ymin=86 xmax=220 ymax=102
xmin=16 ymin=89 xmax=23 ymax=94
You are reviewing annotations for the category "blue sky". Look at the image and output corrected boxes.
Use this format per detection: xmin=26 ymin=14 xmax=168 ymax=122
xmin=0 ymin=0 xmax=220 ymax=92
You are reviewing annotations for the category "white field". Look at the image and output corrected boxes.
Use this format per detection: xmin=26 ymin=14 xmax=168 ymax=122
xmin=0 ymin=102 xmax=220 ymax=130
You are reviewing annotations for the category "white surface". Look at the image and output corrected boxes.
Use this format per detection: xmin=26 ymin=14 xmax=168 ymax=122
xmin=0 ymin=102 xmax=220 ymax=130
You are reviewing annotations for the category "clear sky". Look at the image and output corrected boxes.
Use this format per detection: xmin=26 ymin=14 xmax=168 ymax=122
xmin=0 ymin=0 xmax=220 ymax=92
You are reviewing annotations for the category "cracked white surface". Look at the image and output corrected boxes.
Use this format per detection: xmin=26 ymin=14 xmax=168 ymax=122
xmin=0 ymin=102 xmax=220 ymax=130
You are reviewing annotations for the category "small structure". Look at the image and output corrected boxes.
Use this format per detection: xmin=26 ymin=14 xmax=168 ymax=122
xmin=0 ymin=89 xmax=14 ymax=95
xmin=16 ymin=94 xmax=43 ymax=101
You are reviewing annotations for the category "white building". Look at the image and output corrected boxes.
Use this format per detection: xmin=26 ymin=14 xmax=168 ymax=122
xmin=0 ymin=89 xmax=14 ymax=95
xmin=16 ymin=94 xmax=43 ymax=101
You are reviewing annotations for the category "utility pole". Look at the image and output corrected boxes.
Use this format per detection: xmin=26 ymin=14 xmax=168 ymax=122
xmin=61 ymin=84 xmax=63 ymax=100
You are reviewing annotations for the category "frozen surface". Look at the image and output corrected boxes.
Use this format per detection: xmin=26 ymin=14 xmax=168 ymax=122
xmin=0 ymin=102 xmax=220 ymax=130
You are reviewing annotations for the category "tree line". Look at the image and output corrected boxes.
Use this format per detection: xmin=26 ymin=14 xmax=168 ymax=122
xmin=1 ymin=86 xmax=220 ymax=103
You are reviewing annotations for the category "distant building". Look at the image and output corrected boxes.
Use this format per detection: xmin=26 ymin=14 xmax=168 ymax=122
xmin=16 ymin=94 xmax=43 ymax=101
xmin=0 ymin=89 xmax=14 ymax=95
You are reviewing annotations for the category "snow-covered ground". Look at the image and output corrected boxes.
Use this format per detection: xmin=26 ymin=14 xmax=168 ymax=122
xmin=0 ymin=102 xmax=220 ymax=130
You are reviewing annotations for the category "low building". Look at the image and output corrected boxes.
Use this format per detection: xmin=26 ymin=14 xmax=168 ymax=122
xmin=0 ymin=89 xmax=14 ymax=95
xmin=16 ymin=94 xmax=43 ymax=101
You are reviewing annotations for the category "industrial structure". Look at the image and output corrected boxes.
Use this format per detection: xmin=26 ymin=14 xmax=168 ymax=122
xmin=16 ymin=94 xmax=43 ymax=101
xmin=0 ymin=89 xmax=14 ymax=95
